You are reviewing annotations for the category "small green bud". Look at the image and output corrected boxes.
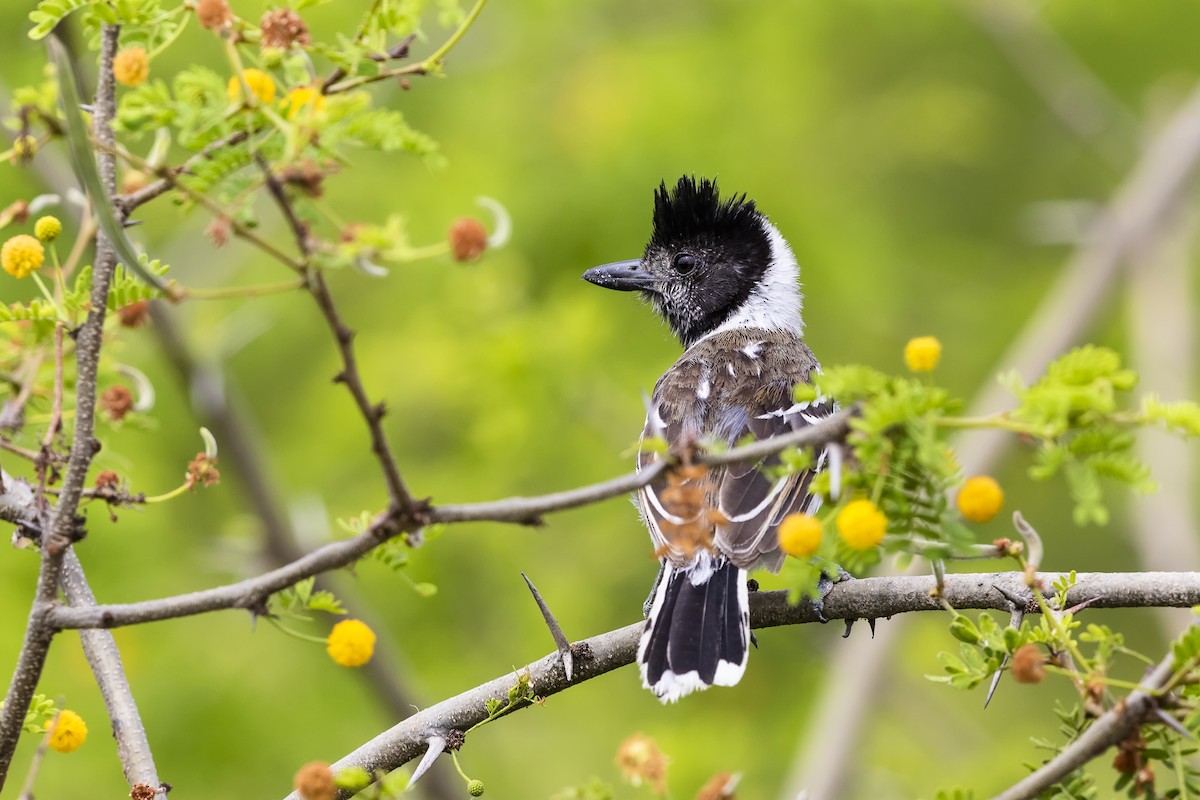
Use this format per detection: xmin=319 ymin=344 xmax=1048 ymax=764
xmin=467 ymin=779 xmax=485 ymax=796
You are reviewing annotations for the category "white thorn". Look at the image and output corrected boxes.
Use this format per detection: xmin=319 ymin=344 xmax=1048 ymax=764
xmin=199 ymin=427 xmax=218 ymax=459
xmin=828 ymin=443 xmax=843 ymax=501
xmin=27 ymin=194 xmax=62 ymax=215
xmin=353 ymin=255 xmax=390 ymax=278
xmin=117 ymin=364 xmax=156 ymax=413
xmin=406 ymin=735 xmax=446 ymax=791
xmin=475 ymin=196 xmax=511 ymax=249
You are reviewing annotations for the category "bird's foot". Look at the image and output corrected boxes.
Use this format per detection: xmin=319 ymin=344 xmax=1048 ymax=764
xmin=810 ymin=563 xmax=851 ymax=624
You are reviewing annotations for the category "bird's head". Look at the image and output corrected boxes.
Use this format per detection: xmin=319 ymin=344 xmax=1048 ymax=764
xmin=583 ymin=176 xmax=800 ymax=348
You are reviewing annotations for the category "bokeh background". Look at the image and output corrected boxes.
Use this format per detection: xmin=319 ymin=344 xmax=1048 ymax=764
xmin=2 ymin=1 xmax=1200 ymax=798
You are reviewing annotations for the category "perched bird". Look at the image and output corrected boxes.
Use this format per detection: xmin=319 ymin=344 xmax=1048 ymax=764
xmin=583 ymin=176 xmax=834 ymax=702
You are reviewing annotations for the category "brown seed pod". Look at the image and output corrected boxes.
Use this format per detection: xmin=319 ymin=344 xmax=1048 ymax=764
xmin=1010 ymin=643 xmax=1046 ymax=684
xmin=260 ymin=8 xmax=311 ymax=48
xmin=448 ymin=217 xmax=488 ymax=262
xmin=196 ymin=0 xmax=233 ymax=30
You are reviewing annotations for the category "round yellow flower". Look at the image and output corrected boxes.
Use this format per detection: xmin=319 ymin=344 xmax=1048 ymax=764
xmin=13 ymin=135 xmax=37 ymax=161
xmin=836 ymin=499 xmax=887 ymax=550
xmin=113 ymin=46 xmax=150 ymax=88
xmin=34 ymin=215 xmax=62 ymax=242
xmin=2 ymin=234 xmax=45 ymax=278
xmin=326 ymin=619 xmax=375 ymax=668
xmin=904 ymin=336 xmax=942 ymax=372
xmin=281 ymin=86 xmax=327 ymax=119
xmin=778 ymin=513 xmax=823 ymax=557
xmin=48 ymin=709 xmax=87 ymax=753
xmin=228 ymin=68 xmax=277 ymax=104
xmin=957 ymin=475 xmax=1004 ymax=523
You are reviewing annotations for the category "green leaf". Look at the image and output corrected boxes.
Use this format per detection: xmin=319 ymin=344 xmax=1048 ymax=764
xmin=28 ymin=0 xmax=88 ymax=39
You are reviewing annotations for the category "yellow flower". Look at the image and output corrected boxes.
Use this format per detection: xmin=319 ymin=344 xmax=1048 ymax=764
xmin=12 ymin=135 xmax=37 ymax=161
xmin=48 ymin=710 xmax=87 ymax=753
xmin=326 ymin=619 xmax=375 ymax=667
xmin=228 ymin=68 xmax=277 ymax=104
xmin=957 ymin=475 xmax=1004 ymax=523
xmin=904 ymin=336 xmax=942 ymax=372
xmin=113 ymin=46 xmax=150 ymax=88
xmin=34 ymin=216 xmax=62 ymax=242
xmin=2 ymin=234 xmax=45 ymax=278
xmin=281 ymin=86 xmax=327 ymax=119
xmin=836 ymin=499 xmax=887 ymax=550
xmin=778 ymin=513 xmax=823 ymax=557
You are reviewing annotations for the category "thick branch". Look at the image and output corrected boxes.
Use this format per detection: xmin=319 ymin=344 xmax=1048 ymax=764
xmin=280 ymin=570 xmax=1200 ymax=799
xmin=991 ymin=625 xmax=1191 ymax=800
xmin=0 ymin=26 xmax=123 ymax=786
xmin=45 ymin=412 xmax=853 ymax=630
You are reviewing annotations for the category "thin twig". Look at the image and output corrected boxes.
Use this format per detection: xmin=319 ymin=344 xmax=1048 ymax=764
xmin=45 ymin=412 xmax=854 ymax=630
xmin=116 ymin=129 xmax=251 ymax=213
xmin=279 ymin=571 xmax=1200 ymax=800
xmin=0 ymin=26 xmax=124 ymax=787
xmin=990 ymin=625 xmax=1192 ymax=800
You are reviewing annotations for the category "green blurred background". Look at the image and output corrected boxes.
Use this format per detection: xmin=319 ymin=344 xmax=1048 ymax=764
xmin=2 ymin=1 xmax=1199 ymax=797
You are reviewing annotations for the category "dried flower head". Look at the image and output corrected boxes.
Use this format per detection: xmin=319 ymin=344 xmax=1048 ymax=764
xmin=2 ymin=200 xmax=29 ymax=226
xmin=279 ymin=161 xmax=325 ymax=198
xmin=113 ymin=47 xmax=150 ymax=88
xmin=1010 ymin=643 xmax=1046 ymax=684
xmin=95 ymin=471 xmax=121 ymax=490
xmin=100 ymin=385 xmax=135 ymax=421
xmin=616 ymin=733 xmax=668 ymax=795
xmin=293 ymin=761 xmax=335 ymax=800
xmin=448 ymin=217 xmax=488 ymax=262
xmin=130 ymin=784 xmax=157 ymax=800
xmin=117 ymin=299 xmax=152 ymax=328
xmin=185 ymin=452 xmax=221 ymax=490
xmin=260 ymin=8 xmax=311 ymax=49
xmin=696 ymin=772 xmax=739 ymax=800
xmin=196 ymin=0 xmax=233 ymax=31
xmin=207 ymin=216 xmax=232 ymax=247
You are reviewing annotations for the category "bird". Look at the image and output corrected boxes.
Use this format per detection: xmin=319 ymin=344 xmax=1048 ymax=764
xmin=582 ymin=175 xmax=835 ymax=703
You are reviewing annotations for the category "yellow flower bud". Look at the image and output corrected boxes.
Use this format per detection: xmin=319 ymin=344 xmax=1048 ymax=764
xmin=326 ymin=619 xmax=375 ymax=667
xmin=1 ymin=234 xmax=45 ymax=278
xmin=778 ymin=513 xmax=823 ymax=557
xmin=281 ymin=86 xmax=326 ymax=119
xmin=904 ymin=336 xmax=942 ymax=372
xmin=957 ymin=475 xmax=1004 ymax=523
xmin=48 ymin=710 xmax=88 ymax=753
xmin=34 ymin=215 xmax=62 ymax=242
xmin=113 ymin=46 xmax=150 ymax=88
xmin=228 ymin=68 xmax=277 ymax=104
xmin=836 ymin=499 xmax=887 ymax=550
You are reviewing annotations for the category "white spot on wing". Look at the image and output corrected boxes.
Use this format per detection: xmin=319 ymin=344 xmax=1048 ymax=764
xmin=697 ymin=378 xmax=710 ymax=400
xmin=740 ymin=341 xmax=762 ymax=359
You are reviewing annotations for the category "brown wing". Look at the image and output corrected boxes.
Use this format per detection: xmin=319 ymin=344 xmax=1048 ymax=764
xmin=636 ymin=331 xmax=830 ymax=572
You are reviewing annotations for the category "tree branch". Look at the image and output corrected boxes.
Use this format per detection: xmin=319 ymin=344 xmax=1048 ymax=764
xmin=44 ymin=411 xmax=854 ymax=630
xmin=0 ymin=26 xmax=124 ymax=786
xmin=278 ymin=570 xmax=1200 ymax=799
xmin=990 ymin=623 xmax=1193 ymax=800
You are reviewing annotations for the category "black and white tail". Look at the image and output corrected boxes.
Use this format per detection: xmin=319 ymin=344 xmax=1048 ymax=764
xmin=637 ymin=553 xmax=750 ymax=703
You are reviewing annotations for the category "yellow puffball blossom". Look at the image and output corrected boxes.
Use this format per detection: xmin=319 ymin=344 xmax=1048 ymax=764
xmin=112 ymin=46 xmax=150 ymax=88
xmin=904 ymin=336 xmax=942 ymax=372
xmin=281 ymin=86 xmax=327 ymax=118
xmin=778 ymin=513 xmax=823 ymax=558
xmin=836 ymin=499 xmax=887 ymax=550
xmin=326 ymin=619 xmax=375 ymax=667
xmin=228 ymin=68 xmax=277 ymax=104
xmin=2 ymin=234 xmax=45 ymax=279
xmin=34 ymin=215 xmax=62 ymax=242
xmin=957 ymin=475 xmax=1005 ymax=523
xmin=48 ymin=710 xmax=88 ymax=753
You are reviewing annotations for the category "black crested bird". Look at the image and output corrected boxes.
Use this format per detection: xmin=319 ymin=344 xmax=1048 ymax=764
xmin=583 ymin=176 xmax=834 ymax=702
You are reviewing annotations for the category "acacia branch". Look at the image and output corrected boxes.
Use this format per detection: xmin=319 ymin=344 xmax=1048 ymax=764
xmin=279 ymin=570 xmax=1200 ymax=799
xmin=991 ymin=624 xmax=1193 ymax=800
xmin=0 ymin=27 xmax=124 ymax=786
xmin=45 ymin=411 xmax=854 ymax=630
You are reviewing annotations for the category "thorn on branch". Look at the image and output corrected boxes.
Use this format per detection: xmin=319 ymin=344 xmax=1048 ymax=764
xmin=521 ymin=573 xmax=574 ymax=681
xmin=406 ymin=735 xmax=447 ymax=791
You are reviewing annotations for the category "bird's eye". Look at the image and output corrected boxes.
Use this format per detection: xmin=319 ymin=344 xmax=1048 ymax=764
xmin=673 ymin=253 xmax=697 ymax=274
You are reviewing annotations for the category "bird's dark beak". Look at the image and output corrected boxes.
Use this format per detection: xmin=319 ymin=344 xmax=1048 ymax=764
xmin=581 ymin=259 xmax=658 ymax=292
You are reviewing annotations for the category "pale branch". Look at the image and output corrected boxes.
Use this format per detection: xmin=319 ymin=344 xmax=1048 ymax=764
xmin=280 ymin=570 xmax=1200 ymax=800
xmin=991 ymin=624 xmax=1193 ymax=800
xmin=0 ymin=26 xmax=123 ymax=786
xmin=59 ymin=552 xmax=166 ymax=799
xmin=44 ymin=412 xmax=854 ymax=631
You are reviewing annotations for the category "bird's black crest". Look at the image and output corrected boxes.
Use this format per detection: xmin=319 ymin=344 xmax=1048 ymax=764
xmin=648 ymin=176 xmax=762 ymax=252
